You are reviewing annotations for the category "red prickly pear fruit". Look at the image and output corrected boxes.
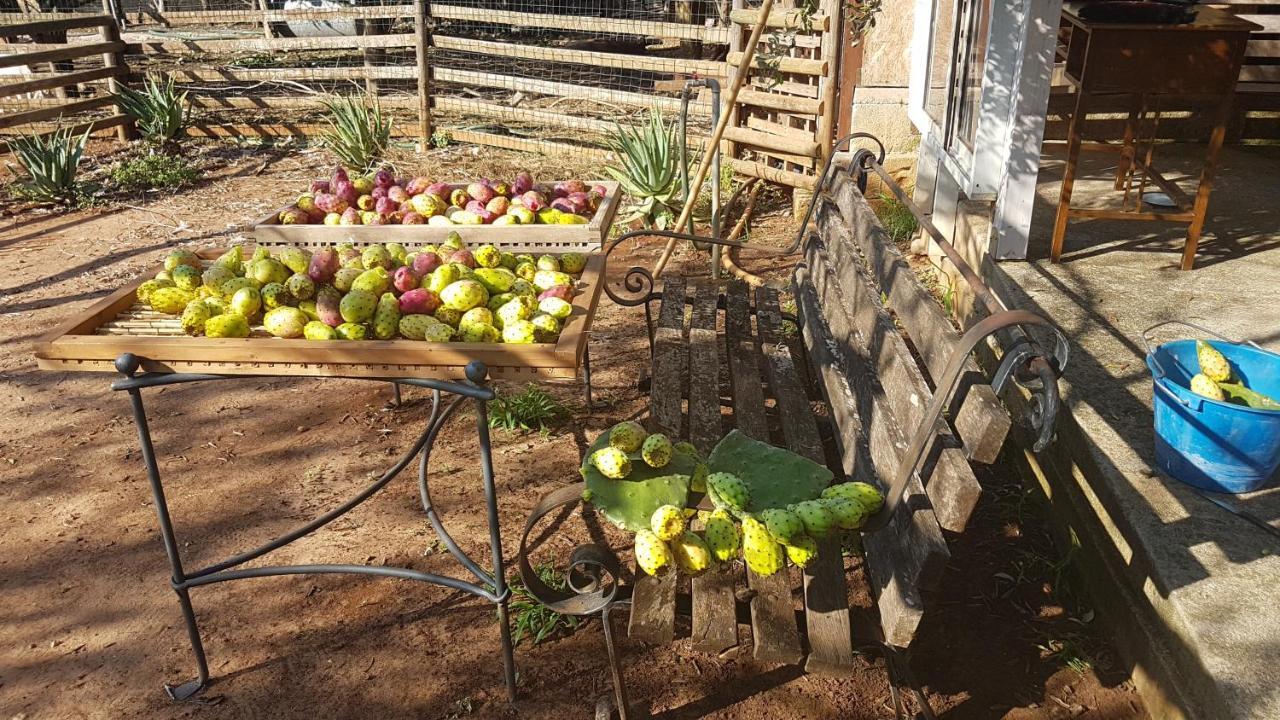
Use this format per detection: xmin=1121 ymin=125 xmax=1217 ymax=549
xmin=426 ymin=182 xmax=451 ymax=199
xmin=399 ymin=288 xmax=441 ymax=315
xmin=402 ymin=211 xmax=425 ymax=225
xmin=449 ymin=249 xmax=477 ymax=268
xmin=374 ymin=169 xmax=394 ymax=189
xmin=375 ymin=197 xmax=399 ymax=215
xmin=450 ymin=188 xmax=471 ymax=208
xmin=311 ymin=179 xmax=331 ymax=194
xmin=371 ymin=186 xmax=389 ymax=200
xmin=386 ymin=211 xmax=405 ymax=224
xmin=388 ymin=186 xmax=410 ymax=204
xmin=332 ymin=166 xmax=349 ymax=186
xmin=465 ymin=199 xmax=488 ymax=215
xmin=412 ymin=252 xmax=442 ymax=275
xmin=316 ymin=286 xmax=343 ymax=327
xmin=393 ymin=266 xmax=421 ymax=293
xmin=491 ymin=180 xmax=512 ymax=197
xmin=486 ymin=196 xmax=510 ymax=215
xmin=474 ymin=208 xmax=497 ymax=224
xmin=520 ymin=191 xmax=546 ymax=212
xmin=566 ymin=192 xmax=591 ymax=213
xmin=554 ymin=179 xmax=585 ymax=197
xmin=308 ymin=247 xmax=340 ymax=283
xmin=406 ymin=176 xmax=432 ymax=196
xmin=467 ymin=182 xmax=495 ymax=204
xmin=539 ymin=286 xmax=574 ymax=302
xmin=357 ymin=194 xmax=376 ymax=211
xmin=364 ymin=212 xmax=388 ymax=225
xmin=339 ymin=207 xmax=361 ymax=225
xmin=314 ymin=193 xmax=348 ymax=214
xmin=334 ymin=179 xmax=358 ymax=205
xmin=513 ymin=172 xmax=534 ymax=195
xmin=592 ymin=184 xmax=608 ymax=197
xmin=551 ymin=197 xmax=577 ymax=214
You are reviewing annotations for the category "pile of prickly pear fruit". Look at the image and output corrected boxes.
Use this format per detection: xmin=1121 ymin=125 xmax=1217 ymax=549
xmin=137 ymin=234 xmax=587 ymax=344
xmin=584 ymin=421 xmax=886 ymax=578
xmin=278 ymin=167 xmax=606 ymax=227
xmin=1189 ymin=340 xmax=1280 ymax=409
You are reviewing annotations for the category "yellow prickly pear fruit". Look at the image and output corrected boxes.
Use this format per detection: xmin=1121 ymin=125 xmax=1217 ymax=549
xmin=741 ymin=516 xmax=784 ymax=577
xmin=702 ymin=509 xmax=739 ymax=563
xmin=1196 ymin=340 xmax=1231 ymax=383
xmin=149 ymin=287 xmax=194 ymax=315
xmin=650 ymin=504 xmax=685 ymax=541
xmin=634 ymin=530 xmax=672 ymax=576
xmin=759 ymin=508 xmax=806 ymax=545
xmin=1191 ymin=373 xmax=1226 ymax=401
xmin=785 ymin=535 xmax=819 ymax=568
xmin=204 ymin=313 xmax=250 ymax=338
xmin=821 ymin=482 xmax=884 ymax=514
xmin=608 ymin=420 xmax=648 ymax=453
xmin=670 ymin=531 xmax=712 ymax=576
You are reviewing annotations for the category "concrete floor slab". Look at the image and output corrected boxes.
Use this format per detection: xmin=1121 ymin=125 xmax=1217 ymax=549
xmin=987 ymin=144 xmax=1280 ymax=719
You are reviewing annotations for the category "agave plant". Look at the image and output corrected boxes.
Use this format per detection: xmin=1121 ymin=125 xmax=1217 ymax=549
xmin=604 ymin=109 xmax=682 ymax=230
xmin=7 ymin=126 xmax=91 ymax=203
xmin=321 ymin=92 xmax=391 ymax=173
xmin=117 ymin=74 xmax=189 ymax=147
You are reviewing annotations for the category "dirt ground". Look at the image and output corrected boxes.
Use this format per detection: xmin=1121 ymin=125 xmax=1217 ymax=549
xmin=0 ymin=141 xmax=1147 ymax=719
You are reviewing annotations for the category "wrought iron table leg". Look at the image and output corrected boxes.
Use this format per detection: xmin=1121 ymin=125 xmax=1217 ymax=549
xmin=582 ymin=342 xmax=609 ymax=410
xmin=601 ymin=600 xmax=633 ymax=720
xmin=389 ymin=381 xmax=403 ymax=408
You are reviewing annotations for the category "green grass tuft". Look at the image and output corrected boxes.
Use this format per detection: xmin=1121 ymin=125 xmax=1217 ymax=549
xmin=110 ymin=152 xmax=198 ymax=192
xmin=488 ymin=384 xmax=568 ymax=433
xmin=874 ymin=191 xmax=919 ymax=245
xmin=506 ymin=564 xmax=580 ymax=646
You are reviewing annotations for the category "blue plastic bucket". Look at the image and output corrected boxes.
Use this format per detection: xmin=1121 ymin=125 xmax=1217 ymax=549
xmin=1146 ymin=337 xmax=1280 ymax=493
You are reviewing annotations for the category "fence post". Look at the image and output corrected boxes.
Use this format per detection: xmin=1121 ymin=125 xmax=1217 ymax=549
xmin=100 ymin=15 xmax=136 ymax=141
xmin=415 ymin=0 xmax=432 ymax=150
xmin=724 ymin=0 xmax=745 ymax=164
xmin=815 ymin=0 xmax=840 ymax=168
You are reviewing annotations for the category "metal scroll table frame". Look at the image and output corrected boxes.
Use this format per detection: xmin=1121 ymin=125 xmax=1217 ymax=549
xmin=111 ymin=352 xmax=517 ymax=704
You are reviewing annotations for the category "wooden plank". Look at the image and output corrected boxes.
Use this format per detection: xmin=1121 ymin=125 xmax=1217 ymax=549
xmin=0 ymin=39 xmax=120 ymax=68
xmin=729 ymin=7 xmax=829 ymax=31
xmin=628 ymin=564 xmax=678 ymax=645
xmin=444 ymin=129 xmax=610 ymax=160
xmin=722 ymin=124 xmax=821 ymax=158
xmin=0 ymin=112 xmax=127 ymax=154
xmin=756 ymin=287 xmax=855 ymax=675
xmin=750 ymin=77 xmax=821 ymax=99
xmin=727 ymin=50 xmax=826 ymax=76
xmin=690 ymin=560 xmax=739 ymax=654
xmin=432 ymin=67 xmax=708 ymax=116
xmin=119 ymin=6 xmax=415 ymax=24
xmin=163 ymin=66 xmax=415 ymax=82
xmin=0 ymin=65 xmax=119 ymax=99
xmin=687 ymin=281 xmax=723 ymax=456
xmin=650 ymin=277 xmax=687 ymax=439
xmin=737 ymin=87 xmax=823 ymax=115
xmin=125 ymin=33 xmax=414 ymax=54
xmin=830 ymin=175 xmax=1010 ymax=464
xmin=434 ymin=97 xmax=615 ymax=136
xmin=1238 ymin=14 xmax=1280 ymax=32
xmin=431 ymin=3 xmax=732 ymax=43
xmin=432 ymin=34 xmax=728 ymax=78
xmin=0 ymin=93 xmax=114 ymax=130
xmin=0 ymin=15 xmax=112 ymax=37
xmin=729 ymin=157 xmax=817 ymax=190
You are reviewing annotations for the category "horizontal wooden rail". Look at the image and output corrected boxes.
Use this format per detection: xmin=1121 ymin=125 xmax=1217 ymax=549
xmin=125 ymin=33 xmax=415 ymax=54
xmin=727 ymin=50 xmax=826 ymax=76
xmin=186 ymin=122 xmax=417 ymax=138
xmin=432 ymin=34 xmax=728 ymax=77
xmin=433 ymin=97 xmax=617 ymax=135
xmin=432 ymin=66 xmax=708 ymax=115
xmin=0 ymin=40 xmax=122 ymax=69
xmin=0 ymin=14 xmax=113 ymax=37
xmin=0 ymin=112 xmax=128 ymax=153
xmin=0 ymin=65 xmax=120 ymax=99
xmin=722 ymin=124 xmax=820 ymax=158
xmin=446 ymin=128 xmax=610 ymax=159
xmin=162 ymin=65 xmax=415 ymax=82
xmin=431 ymin=3 xmax=732 ymax=43
xmin=730 ymin=157 xmax=816 ymax=190
xmin=116 ymin=5 xmax=415 ymax=24
xmin=736 ymin=87 xmax=823 ymax=115
xmin=729 ymin=7 xmax=829 ymax=31
xmin=0 ymin=93 xmax=115 ymax=130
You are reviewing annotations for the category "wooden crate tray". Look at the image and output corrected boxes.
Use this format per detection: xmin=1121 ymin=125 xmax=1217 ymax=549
xmin=253 ymin=181 xmax=622 ymax=249
xmin=35 ymin=248 xmax=604 ymax=380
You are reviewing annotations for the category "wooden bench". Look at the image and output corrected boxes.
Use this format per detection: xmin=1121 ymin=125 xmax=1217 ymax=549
xmin=519 ymin=153 xmax=1065 ymax=719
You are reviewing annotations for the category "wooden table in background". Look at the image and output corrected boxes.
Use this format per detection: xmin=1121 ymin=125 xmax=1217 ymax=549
xmin=1051 ymin=5 xmax=1260 ymax=270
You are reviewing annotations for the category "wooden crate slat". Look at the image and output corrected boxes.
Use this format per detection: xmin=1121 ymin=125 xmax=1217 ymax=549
xmin=687 ymin=281 xmax=723 ymax=455
xmin=628 ymin=561 xmax=678 ymax=645
xmin=649 ymin=277 xmax=687 ymax=439
xmin=690 ymin=562 xmax=740 ymax=655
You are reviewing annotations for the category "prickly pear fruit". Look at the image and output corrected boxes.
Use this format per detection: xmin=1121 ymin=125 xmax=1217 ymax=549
xmin=474 ymin=268 xmax=516 ymax=295
xmin=702 ymin=510 xmax=739 ymax=562
xmin=502 ymin=319 xmax=537 ymax=344
xmin=650 ymin=504 xmax=685 ymax=541
xmin=434 ymin=306 xmax=463 ymax=327
xmin=304 ymin=320 xmax=338 ymax=340
xmin=427 ymin=264 xmax=461 ymax=294
xmin=278 ymin=246 xmax=311 ymax=274
xmin=689 ymin=463 xmax=710 ymax=494
xmin=332 ymin=267 xmax=361 ymax=293
xmin=759 ymin=508 xmax=806 ymax=545
xmin=461 ymin=322 xmax=500 ymax=343
xmin=514 ymin=261 xmax=537 ymax=282
xmin=670 ymin=531 xmax=712 ymax=576
xmin=530 ymin=313 xmax=560 ymax=342
xmin=741 ymin=516 xmax=784 ymax=577
xmin=212 ymin=245 xmax=244 ymax=274
xmin=165 ymin=249 xmax=201 ymax=272
xmin=362 ymin=244 xmax=393 ymax=271
xmin=260 ymin=282 xmax=294 ymax=310
xmin=791 ymin=500 xmax=835 ymax=538
xmin=373 ymin=292 xmax=401 ymax=340
xmin=641 ymin=433 xmax=673 ymax=468
xmin=440 ymin=280 xmax=489 ymax=312
xmin=307 ymin=247 xmax=339 ymax=284
xmin=821 ymin=482 xmax=884 ymax=513
xmin=286 ymin=273 xmax=315 ymax=301
xmin=538 ymin=296 xmax=573 ymax=321
xmin=203 ymin=296 xmax=228 ymax=317
xmin=149 ymin=287 xmax=194 ymax=315
xmin=609 ymin=421 xmax=648 ymax=453
xmin=315 ymin=286 xmax=343 ymax=327
xmin=707 ymin=472 xmax=750 ymax=513
xmin=171 ymin=264 xmax=200 ymax=292
xmin=1196 ymin=340 xmax=1231 ymax=383
xmin=460 ymin=307 xmax=494 ymax=328
xmin=204 ymin=313 xmax=250 ymax=338
xmin=219 ymin=276 xmax=257 ymax=299
xmin=559 ymin=252 xmax=587 ymax=274
xmin=339 ymin=289 xmax=377 ymax=323
xmin=673 ymin=441 xmax=699 ymax=458
xmin=250 ymin=258 xmax=290 ymax=286
xmin=352 ymin=267 xmax=392 ymax=296
xmin=422 ymin=322 xmax=454 ymax=342
xmin=393 ymin=266 xmax=421 ymax=294
xmin=264 ymin=306 xmax=308 ymax=338
xmin=137 ymin=278 xmax=173 ymax=304
xmin=335 ymin=322 xmax=368 ymax=341
xmin=822 ymin=497 xmax=868 ymax=530
xmin=229 ymin=286 xmax=262 ymax=317
xmin=591 ymin=446 xmax=632 ymax=480
xmin=785 ymin=535 xmax=819 ymax=568
xmin=473 ymin=244 xmax=501 ymax=269
xmin=634 ymin=530 xmax=672 ymax=577
xmin=400 ymin=288 xmax=442 ymax=316
xmin=533 ymin=270 xmax=573 ymax=294
xmin=398 ymin=314 xmax=438 ymax=340
xmin=201 ymin=265 xmax=234 ymax=293
xmin=496 ymin=297 xmax=533 ymax=328
xmin=1191 ymin=373 xmax=1226 ymax=401
xmin=180 ymin=300 xmax=210 ymax=336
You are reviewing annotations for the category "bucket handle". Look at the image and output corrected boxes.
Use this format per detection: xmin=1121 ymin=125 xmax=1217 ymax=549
xmin=1141 ymin=320 xmax=1275 ymax=383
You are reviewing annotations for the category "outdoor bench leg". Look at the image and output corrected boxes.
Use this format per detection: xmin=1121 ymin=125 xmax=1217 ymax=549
xmin=599 ymin=600 xmax=635 ymax=720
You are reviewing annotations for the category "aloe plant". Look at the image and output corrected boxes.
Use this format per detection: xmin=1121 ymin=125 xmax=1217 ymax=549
xmin=321 ymin=92 xmax=391 ymax=172
xmin=117 ymin=74 xmax=189 ymax=146
xmin=604 ymin=109 xmax=682 ymax=230
xmin=7 ymin=125 xmax=91 ymax=202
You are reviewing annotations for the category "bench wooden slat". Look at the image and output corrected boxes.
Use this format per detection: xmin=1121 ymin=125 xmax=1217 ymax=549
xmin=828 ymin=175 xmax=1011 ymax=465
xmin=686 ymin=280 xmax=740 ymax=655
xmin=806 ymin=230 xmax=982 ymax=533
xmin=724 ymin=281 xmax=803 ymax=666
xmin=756 ymin=287 xmax=856 ymax=675
xmin=651 ymin=277 xmax=688 ymax=438
xmin=629 ymin=563 xmax=678 ymax=645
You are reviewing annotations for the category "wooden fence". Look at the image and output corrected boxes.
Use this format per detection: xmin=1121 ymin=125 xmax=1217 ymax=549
xmin=0 ymin=1 xmax=846 ymax=188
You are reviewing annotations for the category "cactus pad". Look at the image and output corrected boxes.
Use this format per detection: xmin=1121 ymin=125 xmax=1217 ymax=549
xmin=580 ymin=431 xmax=697 ymax=533
xmin=706 ymin=430 xmax=833 ymax=512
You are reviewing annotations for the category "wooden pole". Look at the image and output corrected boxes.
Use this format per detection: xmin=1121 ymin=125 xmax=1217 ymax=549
xmin=725 ymin=0 xmax=745 ymax=167
xmin=415 ymin=0 xmax=431 ymax=149
xmin=652 ymin=0 xmax=776 ymax=279
xmin=100 ymin=15 xmax=134 ymax=141
xmin=815 ymin=0 xmax=840 ymax=172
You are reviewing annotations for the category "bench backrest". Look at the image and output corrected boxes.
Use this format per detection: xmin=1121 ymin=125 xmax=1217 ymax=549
xmin=793 ymin=172 xmax=1013 ymax=648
